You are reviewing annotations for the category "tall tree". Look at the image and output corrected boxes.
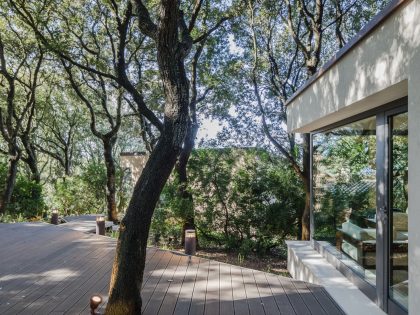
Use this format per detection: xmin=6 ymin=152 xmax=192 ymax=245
xmin=9 ymin=0 xmax=132 ymax=222
xmin=227 ymin=0 xmax=390 ymax=239
xmin=9 ymin=0 xmax=238 ymax=311
xmin=62 ymin=62 xmax=123 ymax=222
xmin=175 ymin=3 xmax=236 ymax=245
xmin=36 ymin=87 xmax=84 ymax=177
xmin=0 ymin=17 xmax=44 ymax=212
xmin=105 ymin=1 xmax=192 ymax=312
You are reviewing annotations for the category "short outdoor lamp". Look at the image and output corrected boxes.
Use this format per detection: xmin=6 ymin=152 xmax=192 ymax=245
xmin=96 ymin=216 xmax=105 ymax=236
xmin=51 ymin=209 xmax=59 ymax=225
xmin=90 ymin=295 xmax=102 ymax=315
xmin=184 ymin=229 xmax=196 ymax=256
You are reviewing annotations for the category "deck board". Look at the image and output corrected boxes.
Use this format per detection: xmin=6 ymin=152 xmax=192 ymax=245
xmin=172 ymin=256 xmax=200 ymax=315
xmin=242 ymin=267 xmax=265 ymax=315
xmin=143 ymin=254 xmax=182 ymax=314
xmin=204 ymin=259 xmax=220 ymax=315
xmin=157 ymin=255 xmax=189 ymax=315
xmin=188 ymin=258 xmax=210 ymax=315
xmin=0 ymin=222 xmax=345 ymax=314
xmin=278 ymin=277 xmax=312 ymax=315
xmin=265 ymin=273 xmax=296 ymax=315
xmin=231 ymin=265 xmax=250 ymax=315
xmin=253 ymin=271 xmax=280 ymax=315
xmin=218 ymin=262 xmax=234 ymax=315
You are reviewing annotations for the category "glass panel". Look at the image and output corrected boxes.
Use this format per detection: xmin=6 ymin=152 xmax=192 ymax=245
xmin=389 ymin=112 xmax=408 ymax=309
xmin=313 ymin=116 xmax=377 ymax=284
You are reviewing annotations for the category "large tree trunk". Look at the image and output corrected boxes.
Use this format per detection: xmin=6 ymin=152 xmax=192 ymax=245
xmin=106 ymin=133 xmax=186 ymax=314
xmin=301 ymin=133 xmax=311 ymax=240
xmin=103 ymin=138 xmax=118 ymax=223
xmin=105 ymin=1 xmax=190 ymax=312
xmin=176 ymin=121 xmax=199 ymax=246
xmin=0 ymin=146 xmax=20 ymax=213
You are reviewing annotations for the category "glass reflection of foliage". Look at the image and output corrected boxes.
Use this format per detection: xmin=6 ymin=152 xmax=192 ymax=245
xmin=313 ymin=116 xmax=376 ymax=241
xmin=392 ymin=113 xmax=408 ymax=213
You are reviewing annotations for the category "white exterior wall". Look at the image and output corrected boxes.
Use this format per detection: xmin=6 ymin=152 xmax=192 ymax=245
xmin=407 ymin=24 xmax=420 ymax=314
xmin=287 ymin=1 xmax=415 ymax=134
xmin=120 ymin=154 xmax=148 ymax=184
xmin=286 ymin=0 xmax=420 ymax=313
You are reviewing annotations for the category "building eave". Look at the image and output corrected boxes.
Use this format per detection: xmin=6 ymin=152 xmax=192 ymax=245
xmin=285 ymin=0 xmax=409 ymax=107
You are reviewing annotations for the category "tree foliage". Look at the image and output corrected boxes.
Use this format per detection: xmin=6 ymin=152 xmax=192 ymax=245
xmin=153 ymin=148 xmax=304 ymax=255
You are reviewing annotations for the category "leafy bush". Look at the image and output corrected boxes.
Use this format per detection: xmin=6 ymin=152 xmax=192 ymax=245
xmin=51 ymin=162 xmax=107 ymax=215
xmin=52 ymin=177 xmax=102 ymax=215
xmin=9 ymin=177 xmax=44 ymax=218
xmin=0 ymin=160 xmax=44 ymax=218
xmin=149 ymin=204 xmax=182 ymax=246
xmin=0 ymin=213 xmax=26 ymax=223
xmin=152 ymin=148 xmax=304 ymax=256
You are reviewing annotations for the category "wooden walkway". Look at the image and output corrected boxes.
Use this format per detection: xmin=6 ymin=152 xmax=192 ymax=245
xmin=0 ymin=222 xmax=345 ymax=314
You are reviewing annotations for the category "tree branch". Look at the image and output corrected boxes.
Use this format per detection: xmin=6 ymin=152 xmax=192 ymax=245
xmin=131 ymin=0 xmax=158 ymax=40
xmin=248 ymin=0 xmax=304 ymax=180
xmin=116 ymin=2 xmax=163 ymax=132
xmin=193 ymin=15 xmax=232 ymax=44
xmin=188 ymin=0 xmax=204 ymax=32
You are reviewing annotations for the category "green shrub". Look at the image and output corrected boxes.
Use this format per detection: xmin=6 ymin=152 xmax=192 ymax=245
xmin=52 ymin=175 xmax=105 ymax=216
xmin=0 ymin=160 xmax=44 ymax=218
xmin=152 ymin=148 xmax=304 ymax=255
xmin=9 ymin=177 xmax=44 ymax=218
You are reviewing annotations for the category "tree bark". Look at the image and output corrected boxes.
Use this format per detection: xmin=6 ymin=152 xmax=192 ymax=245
xmin=21 ymin=135 xmax=40 ymax=183
xmin=105 ymin=1 xmax=190 ymax=312
xmin=176 ymin=120 xmax=199 ymax=246
xmin=301 ymin=133 xmax=311 ymax=240
xmin=103 ymin=138 xmax=118 ymax=223
xmin=64 ymin=147 xmax=72 ymax=177
xmin=106 ymin=133 xmax=187 ymax=314
xmin=0 ymin=145 xmax=20 ymax=213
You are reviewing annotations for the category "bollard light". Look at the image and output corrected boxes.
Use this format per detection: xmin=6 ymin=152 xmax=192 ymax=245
xmin=184 ymin=229 xmax=196 ymax=256
xmin=90 ymin=295 xmax=102 ymax=315
xmin=51 ymin=209 xmax=59 ymax=225
xmin=96 ymin=216 xmax=105 ymax=235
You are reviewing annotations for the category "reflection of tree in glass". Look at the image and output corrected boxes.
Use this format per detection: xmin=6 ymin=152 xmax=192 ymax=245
xmin=313 ymin=117 xmax=376 ymax=241
xmin=392 ymin=115 xmax=408 ymax=213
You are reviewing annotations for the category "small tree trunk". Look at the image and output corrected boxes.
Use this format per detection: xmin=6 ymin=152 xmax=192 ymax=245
xmin=22 ymin=137 xmax=40 ymax=184
xmin=301 ymin=133 xmax=311 ymax=240
xmin=301 ymin=184 xmax=311 ymax=240
xmin=0 ymin=146 xmax=20 ymax=213
xmin=176 ymin=121 xmax=199 ymax=246
xmin=64 ymin=148 xmax=72 ymax=176
xmin=103 ymin=138 xmax=118 ymax=223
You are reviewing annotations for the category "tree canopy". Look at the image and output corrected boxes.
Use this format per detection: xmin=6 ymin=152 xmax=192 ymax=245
xmin=0 ymin=0 xmax=390 ymax=313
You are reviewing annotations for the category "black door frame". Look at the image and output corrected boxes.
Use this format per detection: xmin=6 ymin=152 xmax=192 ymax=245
xmin=310 ymin=97 xmax=408 ymax=314
xmin=382 ymin=106 xmax=408 ymax=315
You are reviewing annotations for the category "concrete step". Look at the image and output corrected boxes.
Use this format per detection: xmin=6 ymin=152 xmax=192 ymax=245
xmin=286 ymin=241 xmax=386 ymax=315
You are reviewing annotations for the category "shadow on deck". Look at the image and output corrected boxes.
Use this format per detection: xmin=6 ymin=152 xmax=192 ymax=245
xmin=0 ymin=222 xmax=345 ymax=314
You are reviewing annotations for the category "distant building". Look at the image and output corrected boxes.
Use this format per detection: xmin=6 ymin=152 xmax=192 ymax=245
xmin=120 ymin=152 xmax=149 ymax=185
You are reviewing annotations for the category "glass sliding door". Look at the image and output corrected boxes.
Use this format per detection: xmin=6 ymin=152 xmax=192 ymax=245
xmin=388 ymin=111 xmax=408 ymax=311
xmin=311 ymin=99 xmax=408 ymax=314
xmin=312 ymin=116 xmax=378 ymax=284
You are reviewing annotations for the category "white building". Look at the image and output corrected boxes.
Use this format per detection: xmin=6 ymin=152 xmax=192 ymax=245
xmin=286 ymin=1 xmax=418 ymax=314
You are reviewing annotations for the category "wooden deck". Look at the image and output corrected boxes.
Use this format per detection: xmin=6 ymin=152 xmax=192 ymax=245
xmin=0 ymin=222 xmax=345 ymax=314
